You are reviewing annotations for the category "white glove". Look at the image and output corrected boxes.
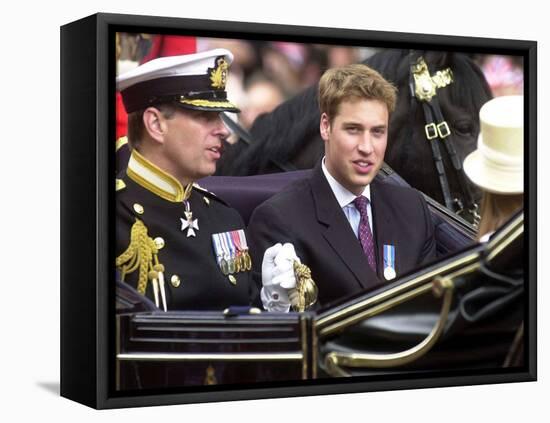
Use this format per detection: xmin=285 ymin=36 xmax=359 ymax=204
xmin=261 ymin=243 xmax=300 ymax=312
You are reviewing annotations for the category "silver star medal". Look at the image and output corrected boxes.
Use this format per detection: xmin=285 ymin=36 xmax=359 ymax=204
xmin=180 ymin=202 xmax=199 ymax=237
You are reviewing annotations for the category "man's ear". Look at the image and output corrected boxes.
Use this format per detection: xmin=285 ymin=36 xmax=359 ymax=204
xmin=320 ymin=112 xmax=331 ymax=142
xmin=143 ymin=107 xmax=167 ymax=144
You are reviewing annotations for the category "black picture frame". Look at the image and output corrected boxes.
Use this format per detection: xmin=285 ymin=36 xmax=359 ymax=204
xmin=60 ymin=12 xmax=537 ymax=409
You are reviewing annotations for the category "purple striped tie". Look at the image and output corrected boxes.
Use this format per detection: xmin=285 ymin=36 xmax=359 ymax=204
xmin=353 ymin=196 xmax=376 ymax=272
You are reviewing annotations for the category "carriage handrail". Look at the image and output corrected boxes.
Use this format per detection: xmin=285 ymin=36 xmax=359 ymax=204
xmin=323 ymin=276 xmax=454 ymax=375
xmin=315 ymin=246 xmax=481 ymax=337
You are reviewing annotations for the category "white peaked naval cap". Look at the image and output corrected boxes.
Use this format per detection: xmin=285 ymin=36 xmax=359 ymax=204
xmin=117 ymin=48 xmax=239 ymax=113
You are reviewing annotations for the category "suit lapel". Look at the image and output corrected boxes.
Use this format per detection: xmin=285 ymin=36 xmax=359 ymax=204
xmin=309 ymin=164 xmax=380 ymax=290
xmin=370 ymin=179 xmax=398 ymax=279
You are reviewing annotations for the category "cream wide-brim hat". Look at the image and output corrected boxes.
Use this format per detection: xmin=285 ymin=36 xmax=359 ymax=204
xmin=463 ymin=95 xmax=524 ymax=194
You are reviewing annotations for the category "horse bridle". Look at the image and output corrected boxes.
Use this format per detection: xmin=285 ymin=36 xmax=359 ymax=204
xmin=409 ymin=55 xmax=480 ymax=226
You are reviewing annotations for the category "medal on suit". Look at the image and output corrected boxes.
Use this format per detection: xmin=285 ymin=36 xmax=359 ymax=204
xmin=212 ymin=231 xmax=241 ymax=284
xmin=212 ymin=233 xmax=227 ymax=274
xmin=180 ymin=185 xmax=198 ymax=237
xmin=383 ymin=244 xmax=396 ymax=280
xmin=180 ymin=199 xmax=199 ymax=237
xmin=230 ymin=230 xmax=243 ymax=272
xmin=237 ymin=229 xmax=252 ymax=271
xmin=224 ymin=232 xmax=237 ymax=274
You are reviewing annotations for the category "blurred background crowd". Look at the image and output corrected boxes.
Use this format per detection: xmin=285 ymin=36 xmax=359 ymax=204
xmin=116 ymin=33 xmax=524 ymax=140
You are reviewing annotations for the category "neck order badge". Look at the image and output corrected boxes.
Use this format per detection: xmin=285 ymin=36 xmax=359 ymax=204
xmin=181 ymin=199 xmax=199 ymax=237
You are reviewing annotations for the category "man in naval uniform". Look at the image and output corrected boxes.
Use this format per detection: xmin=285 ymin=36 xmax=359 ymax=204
xmin=116 ymin=49 xmax=277 ymax=311
xmin=248 ymin=64 xmax=437 ymax=310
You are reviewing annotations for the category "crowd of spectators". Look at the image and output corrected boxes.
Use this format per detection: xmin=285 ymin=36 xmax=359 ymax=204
xmin=117 ymin=34 xmax=524 ymax=138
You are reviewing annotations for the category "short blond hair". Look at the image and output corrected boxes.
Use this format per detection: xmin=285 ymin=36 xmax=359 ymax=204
xmin=319 ymin=64 xmax=397 ymax=122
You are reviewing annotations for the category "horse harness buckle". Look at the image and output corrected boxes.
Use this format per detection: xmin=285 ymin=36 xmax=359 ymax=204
xmin=411 ymin=54 xmax=479 ymax=223
xmin=425 ymin=123 xmax=438 ymax=140
xmin=425 ymin=121 xmax=451 ymax=141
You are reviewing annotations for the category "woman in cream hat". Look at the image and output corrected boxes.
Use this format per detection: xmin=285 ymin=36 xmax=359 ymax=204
xmin=462 ymin=95 xmax=525 ymax=368
xmin=463 ymin=95 xmax=524 ymax=241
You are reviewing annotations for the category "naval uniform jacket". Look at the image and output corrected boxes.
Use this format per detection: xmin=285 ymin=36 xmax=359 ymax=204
xmin=116 ymin=150 xmax=257 ymax=311
xmin=247 ymin=163 xmax=437 ymax=308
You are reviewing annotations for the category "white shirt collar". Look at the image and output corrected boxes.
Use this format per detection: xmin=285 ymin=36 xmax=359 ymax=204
xmin=321 ymin=157 xmax=371 ymax=207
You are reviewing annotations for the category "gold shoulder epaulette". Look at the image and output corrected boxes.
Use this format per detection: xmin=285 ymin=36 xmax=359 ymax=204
xmin=116 ymin=218 xmax=168 ymax=311
xmin=116 ymin=178 xmax=126 ymax=192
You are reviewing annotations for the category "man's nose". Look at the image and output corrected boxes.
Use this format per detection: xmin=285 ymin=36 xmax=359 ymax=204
xmin=214 ymin=114 xmax=231 ymax=138
xmin=357 ymin=134 xmax=374 ymax=154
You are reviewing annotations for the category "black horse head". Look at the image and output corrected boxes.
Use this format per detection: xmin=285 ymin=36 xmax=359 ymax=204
xmin=369 ymin=50 xmax=492 ymax=218
xmin=217 ymin=49 xmax=492 ymax=221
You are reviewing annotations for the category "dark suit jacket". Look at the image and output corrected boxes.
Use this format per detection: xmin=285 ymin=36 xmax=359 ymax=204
xmin=247 ymin=164 xmax=436 ymax=307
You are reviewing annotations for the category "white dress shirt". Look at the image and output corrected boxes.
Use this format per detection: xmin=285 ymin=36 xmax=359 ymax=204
xmin=321 ymin=157 xmax=373 ymax=237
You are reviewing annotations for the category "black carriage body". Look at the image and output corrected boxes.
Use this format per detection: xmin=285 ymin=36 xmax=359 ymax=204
xmin=116 ymin=311 xmax=315 ymax=390
xmin=315 ymin=215 xmax=525 ymax=378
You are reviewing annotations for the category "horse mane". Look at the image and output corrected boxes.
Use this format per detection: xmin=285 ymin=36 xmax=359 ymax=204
xmin=216 ymin=84 xmax=321 ymax=175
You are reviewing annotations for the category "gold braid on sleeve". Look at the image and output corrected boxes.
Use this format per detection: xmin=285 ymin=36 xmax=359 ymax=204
xmin=292 ymin=261 xmax=318 ymax=312
xmin=116 ymin=218 xmax=161 ymax=295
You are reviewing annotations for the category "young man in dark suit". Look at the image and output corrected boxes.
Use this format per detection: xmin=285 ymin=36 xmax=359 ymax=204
xmin=247 ymin=64 xmax=437 ymax=311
